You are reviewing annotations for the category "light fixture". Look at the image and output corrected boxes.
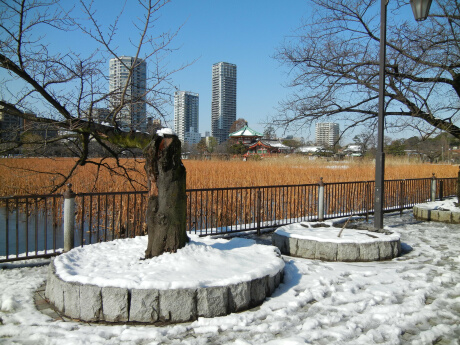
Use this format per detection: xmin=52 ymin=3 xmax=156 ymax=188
xmin=410 ymin=0 xmax=433 ymax=21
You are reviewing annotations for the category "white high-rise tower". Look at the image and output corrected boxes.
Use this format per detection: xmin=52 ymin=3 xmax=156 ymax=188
xmin=315 ymin=123 xmax=340 ymax=147
xmin=211 ymin=62 xmax=236 ymax=143
xmin=109 ymin=56 xmax=147 ymax=131
xmin=174 ymin=91 xmax=200 ymax=144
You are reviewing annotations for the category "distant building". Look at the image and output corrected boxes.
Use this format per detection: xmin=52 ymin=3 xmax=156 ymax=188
xmin=297 ymin=146 xmax=325 ymax=154
xmin=211 ymin=62 xmax=237 ymax=143
xmin=22 ymin=113 xmax=58 ymax=139
xmin=245 ymin=140 xmax=290 ymax=157
xmin=344 ymin=144 xmax=363 ymax=157
xmin=84 ymin=107 xmax=110 ymax=124
xmin=174 ymin=91 xmax=200 ymax=144
xmin=229 ymin=124 xmax=262 ymax=145
xmin=315 ymin=123 xmax=339 ymax=146
xmin=0 ymin=105 xmax=22 ymax=141
xmin=109 ymin=56 xmax=147 ymax=131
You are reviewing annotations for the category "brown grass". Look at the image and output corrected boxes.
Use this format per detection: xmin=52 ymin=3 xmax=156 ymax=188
xmin=0 ymin=156 xmax=457 ymax=196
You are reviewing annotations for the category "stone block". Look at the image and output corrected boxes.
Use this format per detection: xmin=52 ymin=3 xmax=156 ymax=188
xmin=197 ymin=286 xmax=228 ymax=318
xmin=337 ymin=243 xmax=360 ymax=262
xmin=129 ymin=288 xmax=159 ymax=323
xmin=228 ymin=281 xmax=250 ymax=313
xmin=274 ymin=270 xmax=282 ymax=287
xmin=287 ymin=237 xmax=298 ymax=256
xmin=452 ymin=211 xmax=460 ymax=224
xmin=296 ymin=238 xmax=316 ymax=259
xmin=50 ymin=274 xmax=65 ymax=312
xmin=159 ymin=289 xmax=197 ymax=323
xmin=63 ymin=282 xmax=80 ymax=319
xmin=378 ymin=241 xmax=393 ymax=260
xmin=390 ymin=240 xmax=401 ymax=258
xmin=272 ymin=233 xmax=288 ymax=254
xmin=102 ymin=287 xmax=129 ymax=322
xmin=250 ymin=276 xmax=267 ymax=307
xmin=359 ymin=242 xmax=380 ymax=261
xmin=315 ymin=242 xmax=338 ymax=261
xmin=80 ymin=284 xmax=102 ymax=321
xmin=437 ymin=211 xmax=451 ymax=223
xmin=45 ymin=261 xmax=56 ymax=301
xmin=267 ymin=274 xmax=276 ymax=295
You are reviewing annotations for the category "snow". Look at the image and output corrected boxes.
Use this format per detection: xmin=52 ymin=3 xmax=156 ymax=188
xmin=415 ymin=198 xmax=459 ymax=212
xmin=53 ymin=237 xmax=284 ymax=289
xmin=1 ymin=211 xmax=460 ymax=344
xmin=156 ymin=128 xmax=176 ymax=137
xmin=275 ymin=222 xmax=400 ymax=243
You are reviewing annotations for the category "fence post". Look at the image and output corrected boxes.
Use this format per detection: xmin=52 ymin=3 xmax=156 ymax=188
xmin=430 ymin=173 xmax=436 ymax=202
xmin=256 ymin=190 xmax=262 ymax=236
xmin=365 ymin=182 xmax=370 ymax=222
xmin=318 ymin=177 xmax=325 ymax=221
xmin=399 ymin=180 xmax=405 ymax=216
xmin=63 ymin=184 xmax=76 ymax=252
xmin=439 ymin=180 xmax=444 ymax=201
xmin=457 ymin=166 xmax=460 ymax=204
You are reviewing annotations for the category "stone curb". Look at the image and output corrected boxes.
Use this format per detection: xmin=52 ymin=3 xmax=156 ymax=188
xmin=413 ymin=205 xmax=460 ymax=224
xmin=272 ymin=232 xmax=401 ymax=261
xmin=45 ymin=260 xmax=284 ymax=324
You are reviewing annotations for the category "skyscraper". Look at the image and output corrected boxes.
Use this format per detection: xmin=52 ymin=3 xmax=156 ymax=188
xmin=211 ymin=62 xmax=237 ymax=143
xmin=315 ymin=122 xmax=340 ymax=146
xmin=174 ymin=91 xmax=200 ymax=144
xmin=109 ymin=56 xmax=147 ymax=131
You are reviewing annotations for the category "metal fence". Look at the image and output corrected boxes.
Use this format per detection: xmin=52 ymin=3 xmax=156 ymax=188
xmin=0 ymin=176 xmax=457 ymax=263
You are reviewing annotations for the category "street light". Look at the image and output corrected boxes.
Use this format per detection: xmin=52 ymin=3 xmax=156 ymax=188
xmin=410 ymin=0 xmax=433 ymax=21
xmin=374 ymin=0 xmax=432 ymax=231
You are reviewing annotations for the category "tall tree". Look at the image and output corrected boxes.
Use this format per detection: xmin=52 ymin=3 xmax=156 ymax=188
xmin=0 ymin=0 xmax=189 ymax=258
xmin=229 ymin=118 xmax=248 ymax=134
xmin=275 ymin=0 xmax=460 ymax=140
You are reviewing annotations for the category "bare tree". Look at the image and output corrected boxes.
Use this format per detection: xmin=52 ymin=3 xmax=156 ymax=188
xmin=275 ymin=0 xmax=460 ymax=140
xmin=0 ymin=0 xmax=190 ymax=257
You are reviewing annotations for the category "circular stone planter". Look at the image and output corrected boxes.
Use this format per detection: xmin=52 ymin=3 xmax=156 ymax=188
xmin=45 ymin=236 xmax=284 ymax=324
xmin=413 ymin=198 xmax=460 ymax=224
xmin=272 ymin=223 xmax=401 ymax=262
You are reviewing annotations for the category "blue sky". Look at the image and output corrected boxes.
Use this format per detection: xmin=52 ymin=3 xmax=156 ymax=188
xmin=152 ymin=0 xmax=310 ymax=139
xmin=2 ymin=0 xmax=446 ymax=144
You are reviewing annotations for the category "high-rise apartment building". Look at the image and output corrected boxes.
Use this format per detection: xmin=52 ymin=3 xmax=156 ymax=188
xmin=211 ymin=62 xmax=237 ymax=143
xmin=109 ymin=56 xmax=147 ymax=131
xmin=174 ymin=91 xmax=200 ymax=144
xmin=315 ymin=122 xmax=340 ymax=147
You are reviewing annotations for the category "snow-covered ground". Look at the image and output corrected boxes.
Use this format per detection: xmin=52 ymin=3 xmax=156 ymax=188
xmin=1 ymin=211 xmax=460 ymax=345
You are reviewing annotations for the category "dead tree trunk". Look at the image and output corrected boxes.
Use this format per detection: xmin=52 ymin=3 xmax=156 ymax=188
xmin=144 ymin=133 xmax=188 ymax=259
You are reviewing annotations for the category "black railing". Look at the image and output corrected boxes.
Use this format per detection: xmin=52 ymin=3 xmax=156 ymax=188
xmin=0 ymin=176 xmax=457 ymax=263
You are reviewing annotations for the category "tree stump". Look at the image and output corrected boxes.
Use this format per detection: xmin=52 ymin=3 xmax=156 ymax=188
xmin=144 ymin=133 xmax=188 ymax=259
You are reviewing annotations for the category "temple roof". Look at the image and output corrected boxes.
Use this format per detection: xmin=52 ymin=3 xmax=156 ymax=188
xmin=229 ymin=125 xmax=263 ymax=138
xmin=248 ymin=140 xmax=289 ymax=150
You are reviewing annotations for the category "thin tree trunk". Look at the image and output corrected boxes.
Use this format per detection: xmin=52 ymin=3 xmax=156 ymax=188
xmin=144 ymin=133 xmax=188 ymax=258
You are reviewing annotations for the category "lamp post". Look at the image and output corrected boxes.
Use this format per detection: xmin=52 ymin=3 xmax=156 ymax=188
xmin=374 ymin=0 xmax=433 ymax=231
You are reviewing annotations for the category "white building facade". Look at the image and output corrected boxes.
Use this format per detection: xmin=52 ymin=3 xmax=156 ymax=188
xmin=174 ymin=91 xmax=200 ymax=144
xmin=109 ymin=56 xmax=147 ymax=131
xmin=211 ymin=62 xmax=237 ymax=143
xmin=315 ymin=122 xmax=340 ymax=147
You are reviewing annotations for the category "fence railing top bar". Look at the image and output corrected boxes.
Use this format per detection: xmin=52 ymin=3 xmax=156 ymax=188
xmin=76 ymin=190 xmax=148 ymax=197
xmin=0 ymin=194 xmax=63 ymax=200
xmin=186 ymin=183 xmax=320 ymax=193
